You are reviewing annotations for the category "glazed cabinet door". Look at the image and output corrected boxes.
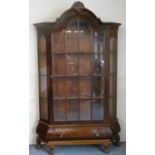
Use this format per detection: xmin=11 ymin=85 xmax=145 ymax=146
xmin=51 ymin=19 xmax=107 ymax=123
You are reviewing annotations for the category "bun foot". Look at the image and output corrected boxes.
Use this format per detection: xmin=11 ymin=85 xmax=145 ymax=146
xmin=49 ymin=145 xmax=54 ymax=155
xmin=103 ymin=143 xmax=109 ymax=153
xmin=112 ymin=134 xmax=120 ymax=146
xmin=36 ymin=136 xmax=41 ymax=149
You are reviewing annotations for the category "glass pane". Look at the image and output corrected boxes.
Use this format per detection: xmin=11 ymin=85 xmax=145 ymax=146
xmin=52 ymin=31 xmax=65 ymax=52
xmin=93 ymin=32 xmax=99 ymax=52
xmin=79 ymin=54 xmax=91 ymax=75
xmin=53 ymin=78 xmax=66 ymax=98
xmin=92 ymin=53 xmax=104 ymax=75
xmin=109 ymin=75 xmax=116 ymax=96
xmin=110 ymin=35 xmax=116 ymax=52
xmin=53 ymin=55 xmax=65 ymax=75
xmin=39 ymin=53 xmax=47 ymax=74
xmin=99 ymin=35 xmax=105 ymax=53
xmin=54 ymin=99 xmax=66 ymax=121
xmin=65 ymin=19 xmax=78 ymax=52
xmin=109 ymin=96 xmax=116 ymax=118
xmin=92 ymin=99 xmax=104 ymax=120
xmin=79 ymin=100 xmax=91 ymax=120
xmin=40 ymin=97 xmax=48 ymax=120
xmin=79 ymin=21 xmax=92 ymax=52
xmin=67 ymin=100 xmax=78 ymax=121
xmin=66 ymin=78 xmax=78 ymax=98
xmin=40 ymin=66 xmax=47 ymax=75
xmin=40 ymin=75 xmax=48 ymax=97
xmin=79 ymin=78 xmax=91 ymax=97
xmin=39 ymin=34 xmax=47 ymax=75
xmin=66 ymin=54 xmax=78 ymax=75
xmin=110 ymin=53 xmax=116 ymax=74
xmin=92 ymin=77 xmax=104 ymax=97
xmin=93 ymin=32 xmax=105 ymax=52
xmin=39 ymin=35 xmax=46 ymax=53
xmin=92 ymin=33 xmax=105 ymax=75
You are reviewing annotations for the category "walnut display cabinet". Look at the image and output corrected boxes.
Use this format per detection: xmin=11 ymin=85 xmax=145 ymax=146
xmin=34 ymin=2 xmax=121 ymax=155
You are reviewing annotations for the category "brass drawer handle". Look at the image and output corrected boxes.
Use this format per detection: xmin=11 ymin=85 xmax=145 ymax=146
xmin=93 ymin=129 xmax=99 ymax=137
xmin=59 ymin=134 xmax=64 ymax=138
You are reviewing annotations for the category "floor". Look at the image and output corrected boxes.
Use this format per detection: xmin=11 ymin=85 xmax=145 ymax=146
xmin=29 ymin=143 xmax=126 ymax=155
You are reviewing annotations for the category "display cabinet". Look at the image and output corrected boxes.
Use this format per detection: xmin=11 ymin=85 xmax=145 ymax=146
xmin=34 ymin=2 xmax=121 ymax=155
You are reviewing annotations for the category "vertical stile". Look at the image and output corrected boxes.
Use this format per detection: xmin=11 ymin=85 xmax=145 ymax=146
xmin=38 ymin=32 xmax=41 ymax=120
xmin=115 ymin=30 xmax=118 ymax=118
xmin=106 ymin=30 xmax=110 ymax=121
xmin=50 ymin=33 xmax=53 ymax=122
xmin=77 ymin=19 xmax=80 ymax=121
xmin=90 ymin=27 xmax=93 ymax=121
xmin=47 ymin=33 xmax=52 ymax=122
xmin=102 ymin=32 xmax=106 ymax=121
xmin=64 ymin=30 xmax=67 ymax=121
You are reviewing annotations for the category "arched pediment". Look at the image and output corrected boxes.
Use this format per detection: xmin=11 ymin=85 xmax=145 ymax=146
xmin=54 ymin=2 xmax=103 ymax=30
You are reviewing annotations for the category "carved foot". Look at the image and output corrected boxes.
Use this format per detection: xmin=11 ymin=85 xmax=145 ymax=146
xmin=36 ymin=136 xmax=41 ymax=149
xmin=103 ymin=144 xmax=109 ymax=153
xmin=49 ymin=146 xmax=54 ymax=155
xmin=112 ymin=134 xmax=120 ymax=146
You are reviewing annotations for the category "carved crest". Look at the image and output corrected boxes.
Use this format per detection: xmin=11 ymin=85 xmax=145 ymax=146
xmin=72 ymin=1 xmax=85 ymax=9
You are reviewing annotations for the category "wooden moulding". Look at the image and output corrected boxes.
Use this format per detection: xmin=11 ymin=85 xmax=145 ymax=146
xmin=47 ymin=139 xmax=111 ymax=145
xmin=47 ymin=139 xmax=111 ymax=155
xmin=36 ymin=121 xmax=113 ymax=141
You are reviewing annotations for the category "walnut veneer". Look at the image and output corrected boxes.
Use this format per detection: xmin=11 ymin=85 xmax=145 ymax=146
xmin=34 ymin=2 xmax=121 ymax=155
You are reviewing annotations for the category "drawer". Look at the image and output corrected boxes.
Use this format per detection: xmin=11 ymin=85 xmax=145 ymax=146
xmin=47 ymin=125 xmax=112 ymax=140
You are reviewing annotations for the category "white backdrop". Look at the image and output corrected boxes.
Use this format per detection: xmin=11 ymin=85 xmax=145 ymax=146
xmin=29 ymin=0 xmax=126 ymax=144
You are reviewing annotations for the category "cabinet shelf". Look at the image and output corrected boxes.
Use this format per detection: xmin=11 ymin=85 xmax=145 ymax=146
xmin=52 ymin=51 xmax=105 ymax=54
xmin=53 ymin=96 xmax=104 ymax=100
xmin=51 ymin=74 xmax=104 ymax=78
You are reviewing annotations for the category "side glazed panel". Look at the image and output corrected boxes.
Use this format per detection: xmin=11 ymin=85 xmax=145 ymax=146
xmin=38 ymin=34 xmax=48 ymax=120
xmin=108 ymin=30 xmax=117 ymax=118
